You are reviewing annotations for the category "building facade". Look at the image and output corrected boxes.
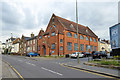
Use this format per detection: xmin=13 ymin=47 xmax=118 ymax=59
xmin=12 ymin=38 xmax=20 ymax=54
xmin=110 ymin=23 xmax=120 ymax=55
xmin=38 ymin=14 xmax=98 ymax=56
xmin=98 ymin=39 xmax=111 ymax=53
xmin=19 ymin=33 xmax=37 ymax=56
xmin=5 ymin=37 xmax=16 ymax=53
xmin=0 ymin=41 xmax=5 ymax=54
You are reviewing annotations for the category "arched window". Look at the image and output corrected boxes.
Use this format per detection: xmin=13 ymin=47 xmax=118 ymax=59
xmin=90 ymin=38 xmax=92 ymax=41
xmin=39 ymin=45 xmax=40 ymax=51
xmin=74 ymin=34 xmax=77 ymax=38
xmin=80 ymin=35 xmax=84 ymax=39
xmin=86 ymin=36 xmax=88 ymax=41
xmin=94 ymin=39 xmax=97 ymax=42
xmin=67 ymin=32 xmax=72 ymax=37
xmin=39 ymin=36 xmax=42 ymax=39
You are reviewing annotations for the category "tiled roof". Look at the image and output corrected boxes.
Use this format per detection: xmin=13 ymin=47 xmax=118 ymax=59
xmin=55 ymin=15 xmax=97 ymax=38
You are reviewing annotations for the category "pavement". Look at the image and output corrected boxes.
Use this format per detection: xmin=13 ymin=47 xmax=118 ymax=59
xmin=2 ymin=55 xmax=119 ymax=79
xmin=2 ymin=60 xmax=18 ymax=78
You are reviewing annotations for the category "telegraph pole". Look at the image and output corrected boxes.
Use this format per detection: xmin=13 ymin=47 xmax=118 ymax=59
xmin=76 ymin=0 xmax=79 ymax=63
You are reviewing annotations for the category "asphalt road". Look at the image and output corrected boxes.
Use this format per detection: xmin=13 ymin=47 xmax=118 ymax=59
xmin=2 ymin=55 xmax=111 ymax=78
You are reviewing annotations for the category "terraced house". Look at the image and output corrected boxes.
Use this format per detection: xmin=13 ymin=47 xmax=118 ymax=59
xmin=19 ymin=33 xmax=37 ymax=56
xmin=38 ymin=14 xmax=98 ymax=56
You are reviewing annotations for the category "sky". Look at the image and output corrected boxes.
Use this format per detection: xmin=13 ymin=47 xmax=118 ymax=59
xmin=0 ymin=0 xmax=119 ymax=43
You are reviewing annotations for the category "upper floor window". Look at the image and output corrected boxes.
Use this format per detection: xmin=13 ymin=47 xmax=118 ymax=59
xmin=39 ymin=36 xmax=42 ymax=39
xmin=50 ymin=27 xmax=53 ymax=30
xmin=51 ymin=31 xmax=55 ymax=36
xmin=90 ymin=38 xmax=92 ymax=41
xmin=86 ymin=36 xmax=89 ymax=41
xmin=94 ymin=39 xmax=97 ymax=42
xmin=53 ymin=25 xmax=56 ymax=28
xmin=67 ymin=32 xmax=72 ymax=37
xmin=51 ymin=43 xmax=55 ymax=49
xmin=74 ymin=34 xmax=77 ymax=38
xmin=80 ymin=35 xmax=84 ymax=39
xmin=60 ymin=39 xmax=63 ymax=43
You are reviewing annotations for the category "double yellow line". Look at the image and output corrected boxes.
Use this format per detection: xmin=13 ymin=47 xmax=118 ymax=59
xmin=3 ymin=60 xmax=24 ymax=80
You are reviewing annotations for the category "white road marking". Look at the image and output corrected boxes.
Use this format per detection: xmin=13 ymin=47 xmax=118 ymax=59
xmin=26 ymin=62 xmax=36 ymax=66
xmin=18 ymin=60 xmax=22 ymax=62
xmin=41 ymin=67 xmax=63 ymax=76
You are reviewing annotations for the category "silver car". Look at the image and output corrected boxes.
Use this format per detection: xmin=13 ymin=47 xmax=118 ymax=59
xmin=71 ymin=52 xmax=84 ymax=58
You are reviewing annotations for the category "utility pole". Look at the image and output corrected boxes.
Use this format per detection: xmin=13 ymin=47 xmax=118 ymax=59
xmin=76 ymin=0 xmax=79 ymax=63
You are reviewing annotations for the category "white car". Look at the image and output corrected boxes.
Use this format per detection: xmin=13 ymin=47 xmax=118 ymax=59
xmin=71 ymin=52 xmax=84 ymax=58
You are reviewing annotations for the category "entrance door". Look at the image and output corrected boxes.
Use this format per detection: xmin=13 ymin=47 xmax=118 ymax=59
xmin=43 ymin=45 xmax=46 ymax=56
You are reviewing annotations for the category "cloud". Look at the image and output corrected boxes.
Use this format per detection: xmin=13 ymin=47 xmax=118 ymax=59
xmin=1 ymin=0 xmax=118 ymax=43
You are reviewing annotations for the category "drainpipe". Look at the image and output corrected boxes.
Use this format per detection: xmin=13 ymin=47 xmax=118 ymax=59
xmin=58 ymin=33 xmax=59 ymax=57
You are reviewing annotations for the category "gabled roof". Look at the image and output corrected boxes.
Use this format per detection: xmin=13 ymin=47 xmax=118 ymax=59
xmin=55 ymin=14 xmax=97 ymax=38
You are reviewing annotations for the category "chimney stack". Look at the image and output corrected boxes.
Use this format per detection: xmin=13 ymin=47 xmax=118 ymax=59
xmin=31 ymin=32 xmax=34 ymax=37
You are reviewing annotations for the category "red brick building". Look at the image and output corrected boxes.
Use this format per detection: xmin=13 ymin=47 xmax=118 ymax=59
xmin=38 ymin=14 xmax=98 ymax=56
xmin=19 ymin=33 xmax=37 ymax=56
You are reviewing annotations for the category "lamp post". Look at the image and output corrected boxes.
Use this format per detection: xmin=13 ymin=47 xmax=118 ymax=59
xmin=76 ymin=0 xmax=79 ymax=64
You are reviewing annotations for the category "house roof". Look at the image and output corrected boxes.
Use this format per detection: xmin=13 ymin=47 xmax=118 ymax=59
xmin=55 ymin=14 xmax=97 ymax=38
xmin=24 ymin=37 xmax=31 ymax=41
xmin=26 ymin=36 xmax=37 ymax=41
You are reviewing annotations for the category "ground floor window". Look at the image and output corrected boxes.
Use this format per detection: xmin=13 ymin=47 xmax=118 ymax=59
xmin=90 ymin=45 xmax=93 ymax=51
xmin=86 ymin=45 xmax=88 ymax=51
xmin=39 ymin=45 xmax=40 ymax=51
xmin=74 ymin=43 xmax=78 ymax=51
xmin=80 ymin=44 xmax=84 ymax=51
xmin=60 ymin=46 xmax=63 ymax=50
xmin=94 ymin=46 xmax=97 ymax=51
xmin=67 ymin=42 xmax=72 ymax=50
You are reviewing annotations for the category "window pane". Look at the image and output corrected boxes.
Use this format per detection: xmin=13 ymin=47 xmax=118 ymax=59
xmin=94 ymin=39 xmax=97 ymax=42
xmin=74 ymin=34 xmax=77 ymax=38
xmin=80 ymin=35 xmax=84 ymax=39
xmin=52 ymin=44 xmax=55 ymax=49
xmin=86 ymin=45 xmax=88 ymax=51
xmin=74 ymin=43 xmax=78 ymax=51
xmin=60 ymin=46 xmax=63 ymax=50
xmin=39 ymin=36 xmax=42 ymax=39
xmin=94 ymin=46 xmax=97 ymax=51
xmin=51 ymin=32 xmax=55 ymax=36
xmin=90 ymin=38 xmax=92 ymax=41
xmin=90 ymin=45 xmax=93 ymax=51
xmin=67 ymin=42 xmax=72 ymax=50
xmin=39 ymin=45 xmax=40 ymax=51
xmin=86 ymin=37 xmax=88 ymax=41
xmin=67 ymin=32 xmax=72 ymax=37
xmin=60 ymin=39 xmax=63 ymax=43
xmin=80 ymin=44 xmax=84 ymax=51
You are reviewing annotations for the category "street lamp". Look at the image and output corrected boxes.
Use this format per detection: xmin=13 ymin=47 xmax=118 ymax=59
xmin=76 ymin=0 xmax=79 ymax=64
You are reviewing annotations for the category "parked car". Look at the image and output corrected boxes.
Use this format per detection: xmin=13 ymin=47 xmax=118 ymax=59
xmin=26 ymin=52 xmax=40 ymax=57
xmin=71 ymin=52 xmax=84 ymax=58
xmin=65 ymin=54 xmax=71 ymax=58
xmin=92 ymin=51 xmax=107 ymax=59
xmin=82 ymin=52 xmax=91 ymax=57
